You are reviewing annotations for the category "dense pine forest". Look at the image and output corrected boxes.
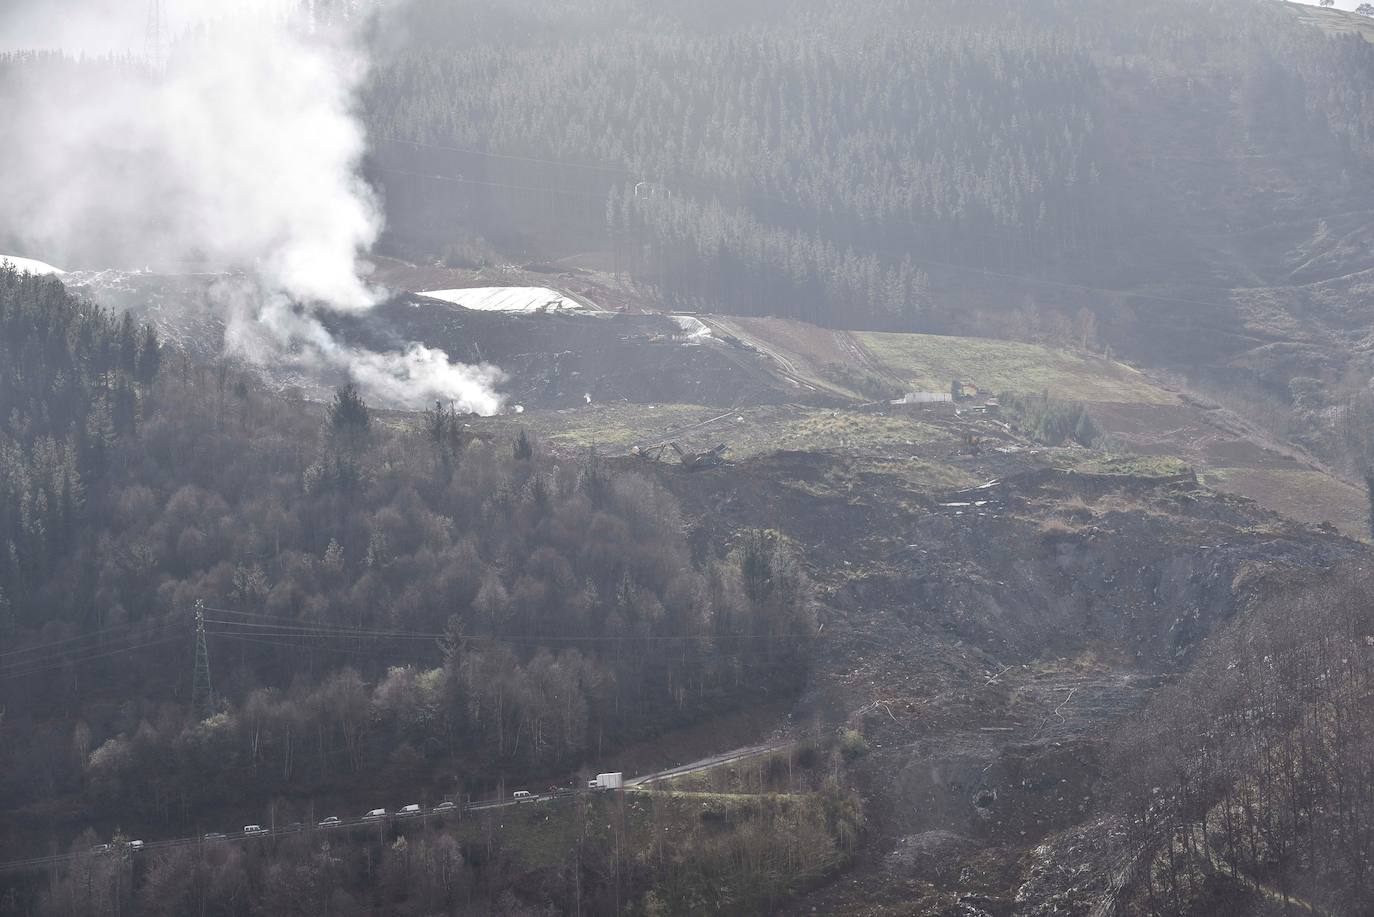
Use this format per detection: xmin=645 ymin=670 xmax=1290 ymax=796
xmin=366 ymin=0 xmax=1374 ymax=333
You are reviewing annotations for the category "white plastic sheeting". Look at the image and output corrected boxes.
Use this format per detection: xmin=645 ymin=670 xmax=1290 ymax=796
xmin=1 ymin=255 xmax=65 ymax=276
xmin=419 ymin=287 xmax=582 ymax=314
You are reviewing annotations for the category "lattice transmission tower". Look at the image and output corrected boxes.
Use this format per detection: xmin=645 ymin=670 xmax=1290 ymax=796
xmin=192 ymin=600 xmax=214 ymax=720
xmin=144 ymin=0 xmax=167 ymax=72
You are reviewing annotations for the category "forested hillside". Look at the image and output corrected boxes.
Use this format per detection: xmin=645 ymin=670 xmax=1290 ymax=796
xmin=0 ymin=264 xmax=160 ymax=628
xmin=1107 ymin=564 xmax=1374 ymax=913
xmin=8 ymin=1 xmax=1374 ymax=913
xmin=0 ymin=269 xmax=814 ymax=863
xmin=366 ymin=0 xmax=1374 ymax=334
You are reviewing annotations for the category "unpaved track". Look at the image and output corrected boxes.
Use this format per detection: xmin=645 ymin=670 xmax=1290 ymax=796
xmin=700 ymin=317 xmax=855 ymax=399
xmin=627 ymin=740 xmax=793 ymax=787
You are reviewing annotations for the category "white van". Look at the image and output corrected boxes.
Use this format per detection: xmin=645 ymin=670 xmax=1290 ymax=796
xmin=243 ymin=825 xmax=268 ymax=837
xmin=398 ymin=804 xmax=422 ymax=817
xmin=363 ymin=808 xmax=387 ymax=820
xmin=512 ymin=790 xmax=533 ymax=801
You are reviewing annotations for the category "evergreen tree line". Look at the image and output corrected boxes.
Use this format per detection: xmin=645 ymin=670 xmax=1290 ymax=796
xmin=998 ymin=390 xmax=1100 ymax=447
xmin=364 ymin=0 xmax=1374 ymax=333
xmin=0 ymin=265 xmax=161 ymax=631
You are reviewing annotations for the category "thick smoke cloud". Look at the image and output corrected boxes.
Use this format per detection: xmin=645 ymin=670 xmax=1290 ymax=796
xmin=0 ymin=0 xmax=505 ymax=414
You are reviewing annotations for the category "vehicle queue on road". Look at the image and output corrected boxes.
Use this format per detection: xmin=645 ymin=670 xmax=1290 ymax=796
xmin=84 ymin=780 xmax=610 ymax=856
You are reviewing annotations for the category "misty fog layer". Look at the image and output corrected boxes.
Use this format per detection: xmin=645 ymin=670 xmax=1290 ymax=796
xmin=0 ymin=1 xmax=504 ymax=414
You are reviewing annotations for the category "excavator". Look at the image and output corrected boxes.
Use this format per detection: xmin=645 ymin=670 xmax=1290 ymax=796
xmin=631 ymin=442 xmax=671 ymax=462
xmin=672 ymin=442 xmax=728 ymax=470
xmin=632 ymin=441 xmax=729 ymax=470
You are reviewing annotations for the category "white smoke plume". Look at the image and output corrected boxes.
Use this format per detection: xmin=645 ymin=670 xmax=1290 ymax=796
xmin=0 ymin=0 xmax=505 ymax=414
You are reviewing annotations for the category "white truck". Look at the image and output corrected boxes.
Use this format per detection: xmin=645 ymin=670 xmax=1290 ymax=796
xmin=587 ymin=772 xmax=623 ymax=791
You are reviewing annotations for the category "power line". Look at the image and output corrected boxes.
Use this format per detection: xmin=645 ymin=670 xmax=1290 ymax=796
xmin=0 ymin=624 xmax=189 ymax=675
xmin=204 ymin=614 xmax=816 ymax=644
xmin=204 ymin=617 xmax=445 ymax=640
xmin=205 ymin=609 xmax=439 ymax=635
xmin=205 ymin=627 xmax=813 ymax=668
xmin=207 ymin=631 xmax=442 ymax=658
xmin=198 ymin=605 xmax=275 ymax=617
xmin=0 ymin=596 xmax=818 ymax=682
xmin=0 ymin=622 xmax=145 ymax=659
xmin=0 ymin=635 xmax=186 ymax=682
xmin=192 ymin=600 xmax=214 ymax=720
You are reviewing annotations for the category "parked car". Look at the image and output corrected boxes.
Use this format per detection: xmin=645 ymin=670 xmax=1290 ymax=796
xmin=203 ymin=833 xmax=226 ymax=841
xmin=243 ymin=825 xmax=269 ymax=837
xmin=317 ymin=816 xmax=341 ymax=828
xmin=90 ymin=844 xmax=112 ymax=854
xmin=126 ymin=840 xmax=145 ymax=851
xmin=512 ymin=790 xmax=533 ymax=801
xmin=397 ymin=804 xmax=422 ymax=817
xmin=363 ymin=808 xmax=387 ymax=820
xmin=432 ymin=801 xmax=457 ymax=814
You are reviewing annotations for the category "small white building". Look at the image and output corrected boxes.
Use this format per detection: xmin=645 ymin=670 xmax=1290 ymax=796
xmin=892 ymin=392 xmax=953 ymax=405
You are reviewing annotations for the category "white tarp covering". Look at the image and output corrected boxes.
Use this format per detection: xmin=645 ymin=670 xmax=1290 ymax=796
xmin=671 ymin=315 xmax=712 ymax=340
xmin=1 ymin=255 xmax=65 ymax=276
xmin=419 ymin=286 xmax=582 ymax=314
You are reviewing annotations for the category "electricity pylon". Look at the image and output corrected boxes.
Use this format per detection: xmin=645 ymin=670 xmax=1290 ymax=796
xmin=145 ymin=0 xmax=167 ymax=72
xmin=192 ymin=600 xmax=214 ymax=721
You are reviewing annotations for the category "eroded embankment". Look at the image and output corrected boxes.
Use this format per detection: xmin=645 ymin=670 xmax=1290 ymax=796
xmin=650 ymin=454 xmax=1354 ymax=912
